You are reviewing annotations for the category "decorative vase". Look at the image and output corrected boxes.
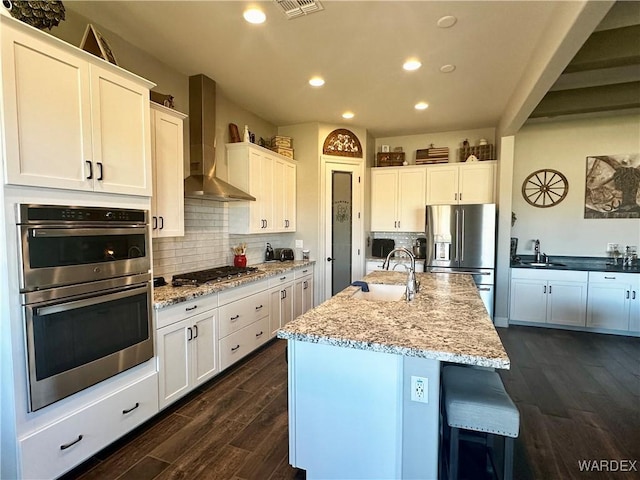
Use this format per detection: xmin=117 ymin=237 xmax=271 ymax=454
xmin=234 ymin=254 xmax=247 ymax=268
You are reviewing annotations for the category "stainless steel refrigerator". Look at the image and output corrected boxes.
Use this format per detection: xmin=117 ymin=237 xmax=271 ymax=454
xmin=425 ymin=204 xmax=496 ymax=318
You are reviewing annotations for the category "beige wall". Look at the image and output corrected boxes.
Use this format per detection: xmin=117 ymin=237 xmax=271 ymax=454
xmin=512 ymin=113 xmax=640 ymax=257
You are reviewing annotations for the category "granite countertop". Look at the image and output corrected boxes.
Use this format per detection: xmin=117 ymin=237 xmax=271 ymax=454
xmin=153 ymin=260 xmax=315 ymax=309
xmin=511 ymin=255 xmax=639 ymax=273
xmin=277 ymin=270 xmax=510 ymax=369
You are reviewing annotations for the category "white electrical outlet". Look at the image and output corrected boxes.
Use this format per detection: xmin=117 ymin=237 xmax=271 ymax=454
xmin=410 ymin=376 xmax=428 ymax=403
xmin=295 ymin=239 xmax=304 ymax=248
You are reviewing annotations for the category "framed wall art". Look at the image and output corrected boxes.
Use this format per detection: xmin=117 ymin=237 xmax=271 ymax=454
xmin=584 ymin=153 xmax=640 ymax=219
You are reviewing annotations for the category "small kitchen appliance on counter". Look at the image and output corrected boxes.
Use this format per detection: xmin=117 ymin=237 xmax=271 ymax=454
xmin=265 ymin=242 xmax=275 ymax=261
xmin=372 ymin=238 xmax=395 ymax=258
xmin=274 ymin=248 xmax=295 ymax=261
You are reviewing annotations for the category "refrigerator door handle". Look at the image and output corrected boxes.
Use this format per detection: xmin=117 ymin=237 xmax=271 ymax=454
xmin=454 ymin=210 xmax=459 ymax=262
xmin=460 ymin=208 xmax=465 ymax=262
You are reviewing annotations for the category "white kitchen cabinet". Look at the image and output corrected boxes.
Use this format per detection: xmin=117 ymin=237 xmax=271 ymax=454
xmin=20 ymin=372 xmax=158 ymax=480
xmin=269 ymin=273 xmax=294 ymax=337
xmin=370 ymin=167 xmax=426 ymax=232
xmin=156 ymin=298 xmax=218 ymax=409
xmin=587 ymin=272 xmax=639 ymax=332
xmin=510 ymin=269 xmax=588 ymax=326
xmin=294 ymin=266 xmax=315 ymax=318
xmin=1 ymin=19 xmax=154 ymax=195
xmin=150 ymin=103 xmax=186 ymax=237
xmin=227 ymin=142 xmax=296 ymax=234
xmin=426 ymin=162 xmax=495 ymax=205
xmin=218 ymin=278 xmax=270 ymax=370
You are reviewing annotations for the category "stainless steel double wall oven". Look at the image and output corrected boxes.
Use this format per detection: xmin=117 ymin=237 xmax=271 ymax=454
xmin=18 ymin=204 xmax=153 ymax=411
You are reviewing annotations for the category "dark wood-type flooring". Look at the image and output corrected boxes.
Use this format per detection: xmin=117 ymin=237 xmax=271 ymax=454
xmin=62 ymin=326 xmax=639 ymax=480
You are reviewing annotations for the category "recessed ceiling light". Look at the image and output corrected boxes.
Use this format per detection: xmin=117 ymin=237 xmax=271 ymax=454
xmin=403 ymin=59 xmax=422 ymax=71
xmin=309 ymin=76 xmax=325 ymax=87
xmin=440 ymin=64 xmax=456 ymax=73
xmin=342 ymin=111 xmax=355 ymax=119
xmin=243 ymin=8 xmax=266 ymax=24
xmin=415 ymin=102 xmax=429 ymax=110
xmin=437 ymin=15 xmax=457 ymax=28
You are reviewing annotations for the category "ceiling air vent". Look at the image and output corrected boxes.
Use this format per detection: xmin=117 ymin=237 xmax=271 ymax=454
xmin=274 ymin=0 xmax=324 ymax=19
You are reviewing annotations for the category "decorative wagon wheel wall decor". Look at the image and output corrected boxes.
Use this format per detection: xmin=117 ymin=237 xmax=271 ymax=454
xmin=521 ymin=169 xmax=569 ymax=208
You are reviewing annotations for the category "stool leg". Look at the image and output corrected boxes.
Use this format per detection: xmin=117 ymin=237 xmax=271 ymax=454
xmin=504 ymin=436 xmax=514 ymax=480
xmin=449 ymin=427 xmax=459 ymax=480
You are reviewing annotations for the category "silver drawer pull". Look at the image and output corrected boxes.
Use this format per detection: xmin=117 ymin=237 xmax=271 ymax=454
xmin=185 ymin=305 xmax=198 ymax=312
xmin=255 ymin=304 xmax=263 ymax=310
xmin=256 ymin=331 xmax=264 ymax=338
xmin=231 ymin=344 xmax=240 ymax=352
xmin=60 ymin=435 xmax=83 ymax=450
xmin=230 ymin=314 xmax=240 ymax=321
xmin=122 ymin=402 xmax=140 ymax=415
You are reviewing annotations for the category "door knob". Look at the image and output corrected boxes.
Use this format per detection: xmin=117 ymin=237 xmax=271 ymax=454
xmin=327 ymin=257 xmax=335 ymax=262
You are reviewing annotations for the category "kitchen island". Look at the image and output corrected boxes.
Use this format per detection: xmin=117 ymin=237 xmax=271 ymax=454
xmin=277 ymin=270 xmax=509 ymax=480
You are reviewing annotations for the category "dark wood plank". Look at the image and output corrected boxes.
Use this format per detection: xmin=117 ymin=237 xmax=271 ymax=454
xmin=117 ymin=456 xmax=170 ymax=480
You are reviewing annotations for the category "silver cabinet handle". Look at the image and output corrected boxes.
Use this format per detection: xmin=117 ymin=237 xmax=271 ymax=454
xmin=122 ymin=402 xmax=139 ymax=415
xmin=60 ymin=435 xmax=83 ymax=450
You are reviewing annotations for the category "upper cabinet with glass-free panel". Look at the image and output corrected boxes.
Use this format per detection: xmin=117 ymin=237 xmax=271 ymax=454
xmin=1 ymin=16 xmax=154 ymax=196
xmin=370 ymin=166 xmax=426 ymax=232
xmin=426 ymin=162 xmax=496 ymax=205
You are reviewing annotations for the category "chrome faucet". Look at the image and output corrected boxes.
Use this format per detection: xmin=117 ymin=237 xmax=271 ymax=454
xmin=382 ymin=247 xmax=419 ymax=301
xmin=534 ymin=239 xmax=541 ymax=263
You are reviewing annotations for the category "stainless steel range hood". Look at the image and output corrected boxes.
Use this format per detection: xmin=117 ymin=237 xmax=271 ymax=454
xmin=185 ymin=74 xmax=255 ymax=201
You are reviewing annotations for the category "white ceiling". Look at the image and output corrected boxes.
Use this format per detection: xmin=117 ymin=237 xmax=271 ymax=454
xmin=66 ymin=1 xmax=605 ymax=137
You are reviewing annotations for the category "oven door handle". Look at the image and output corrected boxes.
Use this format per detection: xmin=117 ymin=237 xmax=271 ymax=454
xmin=30 ymin=227 xmax=147 ymax=238
xmin=34 ymin=285 xmax=148 ymax=316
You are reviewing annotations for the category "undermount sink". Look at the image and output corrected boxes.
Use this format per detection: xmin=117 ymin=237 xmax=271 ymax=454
xmin=351 ymin=284 xmax=406 ymax=302
xmin=523 ymin=262 xmax=567 ymax=267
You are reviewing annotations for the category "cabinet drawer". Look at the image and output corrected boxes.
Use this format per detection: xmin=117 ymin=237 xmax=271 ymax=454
xmin=219 ymin=317 xmax=270 ymax=370
xmin=20 ymin=372 xmax=158 ymax=480
xmin=294 ymin=266 xmax=314 ymax=279
xmin=218 ymin=278 xmax=269 ymax=305
xmin=156 ymin=294 xmax=218 ymax=329
xmin=269 ymin=273 xmax=294 ymax=287
xmin=588 ymin=271 xmax=635 ymax=283
xmin=219 ymin=290 xmax=269 ymax=338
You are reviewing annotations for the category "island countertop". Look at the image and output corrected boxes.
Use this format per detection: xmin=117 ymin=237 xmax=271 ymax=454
xmin=277 ymin=270 xmax=510 ymax=369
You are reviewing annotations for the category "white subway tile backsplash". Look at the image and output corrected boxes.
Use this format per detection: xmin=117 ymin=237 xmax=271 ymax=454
xmin=152 ymin=198 xmax=295 ymax=279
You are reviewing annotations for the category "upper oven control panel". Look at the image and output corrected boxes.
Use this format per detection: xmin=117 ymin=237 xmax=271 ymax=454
xmin=17 ymin=204 xmax=148 ymax=224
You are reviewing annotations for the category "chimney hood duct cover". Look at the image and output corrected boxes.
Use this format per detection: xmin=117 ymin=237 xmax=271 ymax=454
xmin=185 ymin=74 xmax=255 ymax=201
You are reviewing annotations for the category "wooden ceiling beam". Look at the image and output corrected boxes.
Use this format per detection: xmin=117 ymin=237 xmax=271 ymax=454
xmin=564 ymin=25 xmax=640 ymax=72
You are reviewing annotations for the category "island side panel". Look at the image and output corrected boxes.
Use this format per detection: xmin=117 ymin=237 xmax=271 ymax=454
xmin=402 ymin=356 xmax=441 ymax=479
xmin=288 ymin=340 xmax=403 ymax=479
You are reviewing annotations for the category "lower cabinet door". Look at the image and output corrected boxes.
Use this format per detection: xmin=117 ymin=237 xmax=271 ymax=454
xmin=546 ymin=281 xmax=587 ymax=326
xmin=192 ymin=309 xmax=219 ymax=387
xmin=587 ymin=282 xmax=631 ymax=331
xmin=20 ymin=373 xmax=158 ymax=480
xmin=509 ymin=279 xmax=547 ymax=323
xmin=157 ymin=318 xmax=190 ymax=409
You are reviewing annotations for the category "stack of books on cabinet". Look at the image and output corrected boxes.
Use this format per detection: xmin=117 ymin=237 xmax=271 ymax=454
xmin=416 ymin=147 xmax=449 ymax=164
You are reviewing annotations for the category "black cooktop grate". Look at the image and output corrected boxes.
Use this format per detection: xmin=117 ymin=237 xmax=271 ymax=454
xmin=171 ymin=266 xmax=259 ymax=286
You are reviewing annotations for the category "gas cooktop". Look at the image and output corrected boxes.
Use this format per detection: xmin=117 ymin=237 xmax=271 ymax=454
xmin=171 ymin=266 xmax=259 ymax=287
